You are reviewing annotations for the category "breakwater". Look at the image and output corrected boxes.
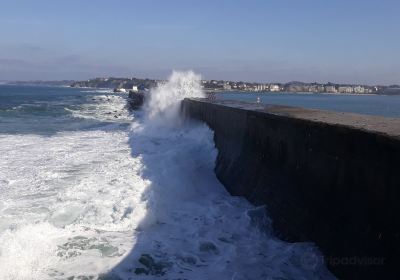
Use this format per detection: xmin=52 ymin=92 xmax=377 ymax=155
xmin=181 ymin=98 xmax=400 ymax=279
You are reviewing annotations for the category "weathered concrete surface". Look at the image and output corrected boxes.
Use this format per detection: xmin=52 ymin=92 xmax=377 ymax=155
xmin=181 ymin=98 xmax=400 ymax=279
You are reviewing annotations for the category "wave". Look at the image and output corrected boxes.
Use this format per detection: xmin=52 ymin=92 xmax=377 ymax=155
xmin=0 ymin=71 xmax=335 ymax=279
xmin=144 ymin=70 xmax=204 ymax=125
xmin=80 ymin=89 xmax=114 ymax=94
xmin=105 ymin=71 xmax=335 ymax=279
xmin=66 ymin=94 xmax=131 ymax=123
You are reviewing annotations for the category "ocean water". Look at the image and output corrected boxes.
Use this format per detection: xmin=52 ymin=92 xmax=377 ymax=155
xmin=218 ymin=91 xmax=400 ymax=118
xmin=0 ymin=72 xmax=335 ymax=280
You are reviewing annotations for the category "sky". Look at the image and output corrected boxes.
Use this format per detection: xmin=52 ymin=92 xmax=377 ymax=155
xmin=0 ymin=0 xmax=399 ymax=85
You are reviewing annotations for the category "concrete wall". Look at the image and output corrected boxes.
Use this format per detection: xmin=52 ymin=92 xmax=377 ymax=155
xmin=181 ymin=98 xmax=400 ymax=279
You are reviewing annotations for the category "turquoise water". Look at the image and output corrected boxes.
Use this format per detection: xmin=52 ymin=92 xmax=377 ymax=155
xmin=218 ymin=91 xmax=400 ymax=118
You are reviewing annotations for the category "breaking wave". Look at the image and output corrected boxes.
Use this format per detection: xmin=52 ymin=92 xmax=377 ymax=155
xmin=145 ymin=70 xmax=204 ymax=125
xmin=106 ymin=71 xmax=335 ymax=279
xmin=0 ymin=73 xmax=335 ymax=280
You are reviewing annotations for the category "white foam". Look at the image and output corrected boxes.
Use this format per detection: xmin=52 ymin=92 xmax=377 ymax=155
xmin=0 ymin=223 xmax=57 ymax=279
xmin=0 ymin=96 xmax=146 ymax=279
xmin=81 ymin=89 xmax=114 ymax=94
xmin=66 ymin=94 xmax=131 ymax=122
xmin=145 ymin=70 xmax=204 ymax=125
xmin=106 ymin=71 xmax=335 ymax=279
xmin=0 ymin=72 xmax=335 ymax=279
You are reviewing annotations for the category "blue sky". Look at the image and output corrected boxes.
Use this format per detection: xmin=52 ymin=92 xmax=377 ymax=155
xmin=0 ymin=0 xmax=399 ymax=84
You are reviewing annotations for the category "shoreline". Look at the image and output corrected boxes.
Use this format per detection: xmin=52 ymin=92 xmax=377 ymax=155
xmin=2 ymin=84 xmax=398 ymax=96
xmin=212 ymin=90 xmax=384 ymax=96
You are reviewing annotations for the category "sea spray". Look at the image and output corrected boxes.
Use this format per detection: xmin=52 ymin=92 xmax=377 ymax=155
xmin=145 ymin=70 xmax=204 ymax=125
xmin=0 ymin=223 xmax=58 ymax=280
xmin=0 ymin=80 xmax=336 ymax=279
xmin=106 ymin=71 xmax=336 ymax=279
xmin=124 ymin=70 xmax=211 ymax=232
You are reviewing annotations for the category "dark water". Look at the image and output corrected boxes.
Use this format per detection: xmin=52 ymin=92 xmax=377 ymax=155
xmin=218 ymin=91 xmax=400 ymax=118
xmin=0 ymin=85 xmax=129 ymax=135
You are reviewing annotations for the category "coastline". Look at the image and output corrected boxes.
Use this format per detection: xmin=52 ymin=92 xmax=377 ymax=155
xmin=211 ymin=89 xmax=381 ymax=96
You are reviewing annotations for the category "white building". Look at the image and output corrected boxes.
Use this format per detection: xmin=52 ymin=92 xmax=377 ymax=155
xmin=353 ymin=86 xmax=365 ymax=94
xmin=255 ymin=84 xmax=268 ymax=91
xmin=325 ymin=86 xmax=337 ymax=93
xmin=338 ymin=86 xmax=353 ymax=93
xmin=224 ymin=84 xmax=232 ymax=90
xmin=270 ymin=84 xmax=280 ymax=92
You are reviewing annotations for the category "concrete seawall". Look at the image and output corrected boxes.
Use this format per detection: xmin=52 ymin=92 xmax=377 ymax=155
xmin=181 ymin=98 xmax=400 ymax=279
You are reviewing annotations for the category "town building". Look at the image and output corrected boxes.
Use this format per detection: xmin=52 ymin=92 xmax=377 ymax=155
xmin=317 ymin=85 xmax=325 ymax=92
xmin=270 ymin=84 xmax=280 ymax=92
xmin=224 ymin=83 xmax=232 ymax=90
xmin=325 ymin=86 xmax=337 ymax=93
xmin=338 ymin=86 xmax=353 ymax=93
xmin=353 ymin=86 xmax=365 ymax=94
xmin=255 ymin=84 xmax=268 ymax=91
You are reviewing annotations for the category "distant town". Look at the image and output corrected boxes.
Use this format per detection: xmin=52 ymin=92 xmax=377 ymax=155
xmin=70 ymin=77 xmax=400 ymax=95
xmin=4 ymin=77 xmax=400 ymax=95
xmin=198 ymin=80 xmax=398 ymax=95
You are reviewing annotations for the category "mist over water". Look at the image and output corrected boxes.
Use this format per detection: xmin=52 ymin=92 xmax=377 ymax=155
xmin=145 ymin=70 xmax=204 ymax=124
xmin=0 ymin=73 xmax=335 ymax=279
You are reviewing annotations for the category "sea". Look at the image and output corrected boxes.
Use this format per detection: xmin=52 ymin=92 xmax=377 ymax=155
xmin=219 ymin=91 xmax=400 ymax=118
xmin=6 ymin=71 xmax=395 ymax=279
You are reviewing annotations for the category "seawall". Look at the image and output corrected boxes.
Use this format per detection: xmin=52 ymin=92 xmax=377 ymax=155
xmin=181 ymin=98 xmax=400 ymax=279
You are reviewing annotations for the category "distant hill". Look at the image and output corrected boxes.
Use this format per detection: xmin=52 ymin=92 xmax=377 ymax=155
xmin=384 ymin=86 xmax=400 ymax=95
xmin=70 ymin=77 xmax=158 ymax=89
xmin=5 ymin=80 xmax=75 ymax=87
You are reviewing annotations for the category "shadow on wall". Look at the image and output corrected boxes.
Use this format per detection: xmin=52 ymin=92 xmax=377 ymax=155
xmin=180 ymin=98 xmax=400 ymax=279
xmin=99 ymin=112 xmax=335 ymax=280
